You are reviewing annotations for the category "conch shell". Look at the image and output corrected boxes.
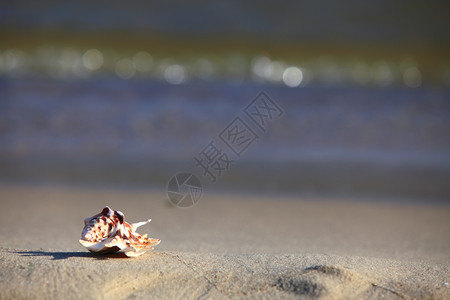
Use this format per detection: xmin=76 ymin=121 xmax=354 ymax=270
xmin=79 ymin=206 xmax=160 ymax=257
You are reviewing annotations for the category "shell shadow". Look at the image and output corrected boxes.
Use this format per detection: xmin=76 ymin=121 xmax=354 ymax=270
xmin=13 ymin=250 xmax=130 ymax=260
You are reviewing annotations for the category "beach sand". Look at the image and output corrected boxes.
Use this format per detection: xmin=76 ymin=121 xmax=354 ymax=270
xmin=0 ymin=185 xmax=449 ymax=299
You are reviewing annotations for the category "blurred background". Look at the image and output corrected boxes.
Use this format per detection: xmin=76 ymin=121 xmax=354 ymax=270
xmin=0 ymin=0 xmax=449 ymax=200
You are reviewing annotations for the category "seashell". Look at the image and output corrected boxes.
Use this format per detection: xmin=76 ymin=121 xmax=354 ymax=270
xmin=79 ymin=206 xmax=160 ymax=257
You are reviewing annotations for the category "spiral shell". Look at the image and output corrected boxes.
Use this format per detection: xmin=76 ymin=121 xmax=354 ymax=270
xmin=79 ymin=206 xmax=160 ymax=257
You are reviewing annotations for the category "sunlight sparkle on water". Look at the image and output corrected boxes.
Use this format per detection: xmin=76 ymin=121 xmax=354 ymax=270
xmin=164 ymin=64 xmax=186 ymax=84
xmin=115 ymin=58 xmax=136 ymax=79
xmin=82 ymin=49 xmax=103 ymax=71
xmin=282 ymin=66 xmax=303 ymax=87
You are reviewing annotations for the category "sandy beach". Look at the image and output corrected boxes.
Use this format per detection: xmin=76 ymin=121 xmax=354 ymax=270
xmin=0 ymin=185 xmax=448 ymax=299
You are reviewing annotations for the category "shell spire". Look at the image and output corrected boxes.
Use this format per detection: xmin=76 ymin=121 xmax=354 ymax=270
xmin=79 ymin=206 xmax=160 ymax=257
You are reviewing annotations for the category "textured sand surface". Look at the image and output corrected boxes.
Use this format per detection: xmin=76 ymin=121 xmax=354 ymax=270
xmin=0 ymin=185 xmax=449 ymax=299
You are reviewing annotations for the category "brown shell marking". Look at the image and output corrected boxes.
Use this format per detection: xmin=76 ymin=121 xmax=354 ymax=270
xmin=79 ymin=206 xmax=160 ymax=257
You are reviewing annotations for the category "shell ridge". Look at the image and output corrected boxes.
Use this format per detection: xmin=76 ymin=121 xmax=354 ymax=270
xmin=79 ymin=207 xmax=160 ymax=257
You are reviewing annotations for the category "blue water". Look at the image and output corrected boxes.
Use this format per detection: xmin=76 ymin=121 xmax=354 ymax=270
xmin=1 ymin=78 xmax=448 ymax=160
xmin=1 ymin=77 xmax=449 ymax=197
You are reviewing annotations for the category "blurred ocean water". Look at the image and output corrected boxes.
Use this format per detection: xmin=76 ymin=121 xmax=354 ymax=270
xmin=1 ymin=1 xmax=449 ymax=87
xmin=1 ymin=0 xmax=449 ymax=198
xmin=1 ymin=78 xmax=449 ymax=198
